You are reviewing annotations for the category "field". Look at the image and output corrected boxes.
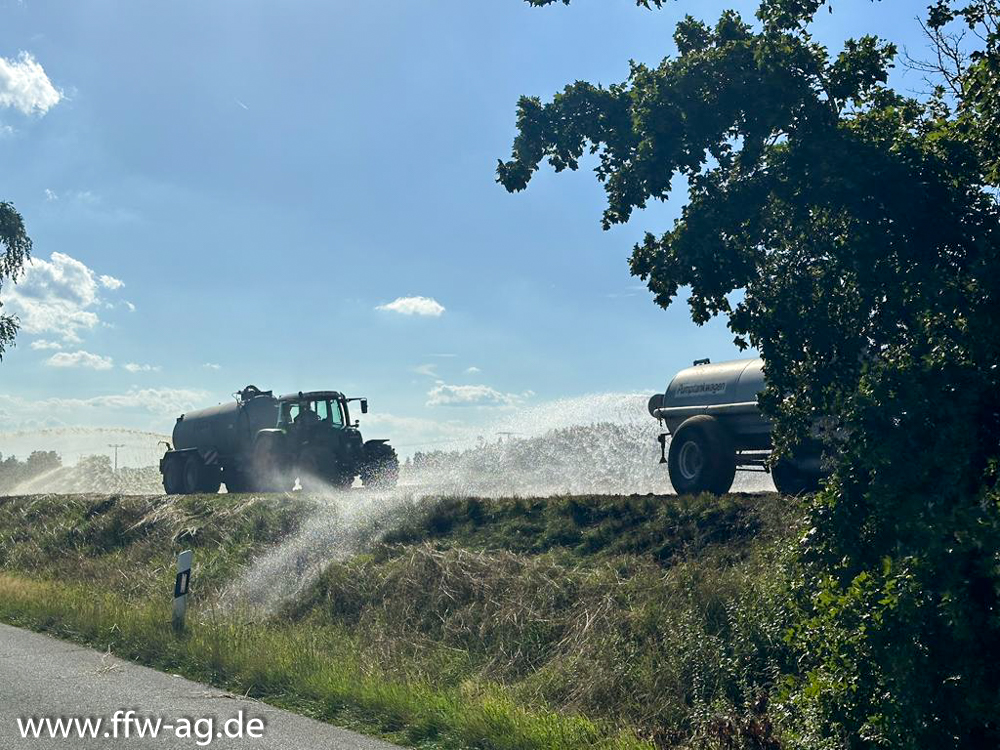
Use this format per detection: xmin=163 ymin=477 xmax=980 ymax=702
xmin=0 ymin=491 xmax=802 ymax=749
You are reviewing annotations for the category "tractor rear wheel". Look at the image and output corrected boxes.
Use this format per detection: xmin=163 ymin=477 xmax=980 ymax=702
xmin=296 ymin=446 xmax=345 ymax=493
xmin=667 ymin=415 xmax=737 ymax=495
xmin=252 ymin=437 xmax=289 ymax=492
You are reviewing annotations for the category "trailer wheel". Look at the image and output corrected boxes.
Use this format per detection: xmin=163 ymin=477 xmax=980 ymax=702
xmin=162 ymin=455 xmax=184 ymax=495
xmin=181 ymin=454 xmax=204 ymax=495
xmin=667 ymin=415 xmax=737 ymax=495
xmin=771 ymin=459 xmax=821 ymax=496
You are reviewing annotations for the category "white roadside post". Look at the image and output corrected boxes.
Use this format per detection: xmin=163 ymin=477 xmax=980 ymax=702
xmin=172 ymin=550 xmax=193 ymax=632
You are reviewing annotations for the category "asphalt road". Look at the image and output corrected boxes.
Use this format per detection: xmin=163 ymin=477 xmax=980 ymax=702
xmin=0 ymin=623 xmax=402 ymax=749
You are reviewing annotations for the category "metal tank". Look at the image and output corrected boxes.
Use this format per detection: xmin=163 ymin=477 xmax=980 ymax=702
xmin=648 ymin=358 xmax=769 ymax=448
xmin=172 ymin=388 xmax=278 ymax=458
xmin=648 ymin=358 xmax=823 ymax=496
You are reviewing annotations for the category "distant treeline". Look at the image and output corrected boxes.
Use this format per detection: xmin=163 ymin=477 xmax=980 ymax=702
xmin=0 ymin=452 xmax=163 ymax=495
xmin=0 ymin=451 xmax=62 ymax=494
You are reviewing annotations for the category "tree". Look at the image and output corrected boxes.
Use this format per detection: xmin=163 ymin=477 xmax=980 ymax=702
xmin=0 ymin=451 xmax=62 ymax=493
xmin=500 ymin=1 xmax=1000 ymax=747
xmin=0 ymin=201 xmax=32 ymax=359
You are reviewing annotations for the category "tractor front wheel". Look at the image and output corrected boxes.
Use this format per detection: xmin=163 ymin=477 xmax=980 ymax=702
xmin=360 ymin=441 xmax=399 ymax=490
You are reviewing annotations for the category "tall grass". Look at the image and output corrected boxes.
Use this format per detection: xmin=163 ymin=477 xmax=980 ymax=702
xmin=0 ymin=574 xmax=648 ymax=750
xmin=0 ymin=491 xmax=803 ymax=749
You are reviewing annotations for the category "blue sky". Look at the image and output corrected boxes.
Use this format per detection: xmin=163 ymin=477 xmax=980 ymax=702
xmin=0 ymin=0 xmax=932 ymax=455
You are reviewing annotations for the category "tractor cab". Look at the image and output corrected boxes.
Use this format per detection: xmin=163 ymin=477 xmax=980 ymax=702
xmin=277 ymin=391 xmax=349 ymax=431
xmin=265 ymin=391 xmax=366 ymax=489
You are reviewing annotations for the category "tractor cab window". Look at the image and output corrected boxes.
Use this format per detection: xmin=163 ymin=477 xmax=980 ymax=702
xmin=315 ymin=399 xmax=345 ymax=428
xmin=314 ymin=399 xmax=330 ymax=421
xmin=278 ymin=401 xmax=300 ymax=427
xmin=279 ymin=398 xmax=345 ymax=428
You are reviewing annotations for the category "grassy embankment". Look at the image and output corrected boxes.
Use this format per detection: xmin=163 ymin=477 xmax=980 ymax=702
xmin=0 ymin=492 xmax=802 ymax=749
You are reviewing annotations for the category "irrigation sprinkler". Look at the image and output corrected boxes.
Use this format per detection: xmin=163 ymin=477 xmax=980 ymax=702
xmin=172 ymin=550 xmax=193 ymax=632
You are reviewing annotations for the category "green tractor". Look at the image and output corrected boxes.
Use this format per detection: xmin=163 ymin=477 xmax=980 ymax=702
xmin=160 ymin=386 xmax=399 ymax=494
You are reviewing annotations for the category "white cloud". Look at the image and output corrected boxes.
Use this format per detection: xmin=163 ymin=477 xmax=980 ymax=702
xmin=44 ymin=188 xmax=58 ymax=201
xmin=0 ymin=52 xmax=62 ymax=115
xmin=426 ymin=383 xmax=529 ymax=408
xmin=29 ymin=339 xmax=62 ymax=351
xmin=99 ymin=274 xmax=123 ymax=290
xmin=2 ymin=252 xmax=123 ymax=342
xmin=465 ymin=366 xmax=481 ymax=374
xmin=414 ymin=363 xmax=437 ymax=377
xmin=45 ymin=350 xmax=113 ymax=370
xmin=376 ymin=296 xmax=445 ymax=317
xmin=124 ymin=301 xmax=136 ymax=312
xmin=124 ymin=362 xmax=161 ymax=373
xmin=0 ymin=387 xmax=211 ymax=431
xmin=203 ymin=362 xmax=221 ymax=370
xmin=68 ymin=388 xmax=208 ymax=415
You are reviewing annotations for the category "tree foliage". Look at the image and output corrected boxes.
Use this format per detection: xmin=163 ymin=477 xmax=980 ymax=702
xmin=500 ymin=1 xmax=1000 ymax=746
xmin=0 ymin=451 xmax=61 ymax=494
xmin=0 ymin=201 xmax=32 ymax=359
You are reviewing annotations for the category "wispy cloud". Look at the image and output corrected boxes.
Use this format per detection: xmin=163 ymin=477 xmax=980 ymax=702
xmin=414 ymin=363 xmax=438 ymax=377
xmin=376 ymin=296 xmax=445 ymax=317
xmin=426 ymin=382 xmax=530 ymax=408
xmin=203 ymin=363 xmax=222 ymax=370
xmin=124 ymin=362 xmax=161 ymax=373
xmin=29 ymin=339 xmax=62 ymax=351
xmin=465 ymin=366 xmax=481 ymax=375
xmin=45 ymin=350 xmax=113 ymax=370
xmin=0 ymin=387 xmax=211 ymax=430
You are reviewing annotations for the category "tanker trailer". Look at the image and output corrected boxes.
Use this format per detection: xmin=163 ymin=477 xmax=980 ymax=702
xmin=159 ymin=385 xmax=399 ymax=494
xmin=647 ymin=358 xmax=824 ymax=495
